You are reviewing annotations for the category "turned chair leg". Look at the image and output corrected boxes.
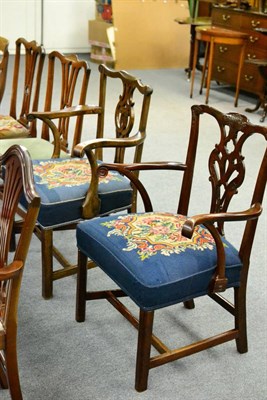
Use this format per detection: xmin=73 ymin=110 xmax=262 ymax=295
xmin=234 ymin=286 xmax=248 ymax=354
xmin=41 ymin=229 xmax=53 ymax=299
xmin=135 ymin=309 xmax=154 ymax=392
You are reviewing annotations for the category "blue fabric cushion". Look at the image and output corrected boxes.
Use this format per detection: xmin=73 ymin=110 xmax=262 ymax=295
xmin=23 ymin=158 xmax=132 ymax=228
xmin=76 ymin=212 xmax=242 ymax=311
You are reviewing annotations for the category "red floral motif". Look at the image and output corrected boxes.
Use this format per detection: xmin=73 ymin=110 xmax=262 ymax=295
xmin=101 ymin=212 xmax=216 ymax=260
xmin=33 ymin=159 xmax=123 ymax=189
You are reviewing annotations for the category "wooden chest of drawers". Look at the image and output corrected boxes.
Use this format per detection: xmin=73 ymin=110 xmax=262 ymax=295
xmin=211 ymin=6 xmax=267 ymax=97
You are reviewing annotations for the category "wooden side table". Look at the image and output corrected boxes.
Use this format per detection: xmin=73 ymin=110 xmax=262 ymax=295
xmin=175 ymin=17 xmax=211 ymax=78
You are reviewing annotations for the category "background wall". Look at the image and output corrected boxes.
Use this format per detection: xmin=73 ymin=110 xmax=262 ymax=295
xmin=0 ymin=0 xmax=95 ymax=53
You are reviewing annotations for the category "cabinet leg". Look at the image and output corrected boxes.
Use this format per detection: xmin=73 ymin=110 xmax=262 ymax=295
xmin=245 ymin=97 xmax=262 ymax=113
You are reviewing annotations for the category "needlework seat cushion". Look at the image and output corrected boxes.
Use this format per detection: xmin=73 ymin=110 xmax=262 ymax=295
xmin=0 ymin=138 xmax=70 ymax=159
xmin=0 ymin=115 xmax=29 ymax=138
xmin=22 ymin=158 xmax=133 ymax=229
xmin=76 ymin=212 xmax=242 ymax=311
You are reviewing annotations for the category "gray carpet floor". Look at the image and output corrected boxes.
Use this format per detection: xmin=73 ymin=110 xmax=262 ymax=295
xmin=0 ymin=57 xmax=266 ymax=400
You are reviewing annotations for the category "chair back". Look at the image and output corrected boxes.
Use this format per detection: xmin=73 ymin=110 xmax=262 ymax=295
xmin=9 ymin=38 xmax=45 ymax=137
xmin=178 ymin=104 xmax=267 ymax=275
xmin=40 ymin=51 xmax=91 ymax=154
xmin=0 ymin=143 xmax=40 ymax=294
xmin=0 ymin=36 xmax=9 ymax=104
xmin=95 ymin=64 xmax=153 ymax=162
xmin=0 ymin=145 xmax=40 ymax=396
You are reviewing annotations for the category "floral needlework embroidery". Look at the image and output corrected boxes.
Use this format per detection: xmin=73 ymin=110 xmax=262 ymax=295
xmin=33 ymin=159 xmax=122 ymax=189
xmin=101 ymin=213 xmax=216 ymax=260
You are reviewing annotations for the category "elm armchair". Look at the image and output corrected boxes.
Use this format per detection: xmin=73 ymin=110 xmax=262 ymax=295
xmin=0 ymin=36 xmax=9 ymax=104
xmin=19 ymin=64 xmax=153 ymax=299
xmin=75 ymin=104 xmax=267 ymax=392
xmin=0 ymin=51 xmax=91 ymax=159
xmin=0 ymin=37 xmax=45 ymax=139
xmin=0 ymin=145 xmax=40 ymax=400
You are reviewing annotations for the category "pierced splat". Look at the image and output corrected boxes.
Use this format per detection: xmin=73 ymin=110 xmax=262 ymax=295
xmin=10 ymin=38 xmax=45 ymax=136
xmin=41 ymin=52 xmax=90 ymax=152
xmin=209 ymin=115 xmax=247 ymax=214
xmin=202 ymin=109 xmax=266 ymax=234
xmin=115 ymin=84 xmax=135 ymax=139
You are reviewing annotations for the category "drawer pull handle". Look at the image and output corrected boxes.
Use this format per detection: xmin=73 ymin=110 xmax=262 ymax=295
xmin=217 ymin=66 xmax=225 ymax=73
xmin=219 ymin=46 xmax=228 ymax=53
xmin=222 ymin=14 xmax=230 ymax=21
xmin=244 ymin=75 xmax=254 ymax=81
xmin=249 ymin=36 xmax=259 ymax=43
xmin=251 ymin=20 xmax=260 ymax=28
xmin=247 ymin=54 xmax=256 ymax=60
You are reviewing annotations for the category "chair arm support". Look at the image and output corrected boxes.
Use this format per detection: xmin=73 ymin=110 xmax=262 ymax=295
xmin=181 ymin=203 xmax=262 ymax=293
xmin=76 ymin=133 xmax=147 ymax=219
xmin=73 ymin=132 xmax=146 ymax=157
xmin=96 ymin=161 xmax=187 ymax=213
xmin=0 ymin=261 xmax=23 ymax=281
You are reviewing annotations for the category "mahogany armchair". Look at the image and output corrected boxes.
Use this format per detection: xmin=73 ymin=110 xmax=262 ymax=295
xmin=0 ymin=38 xmax=45 ymax=139
xmin=0 ymin=51 xmax=91 ymax=159
xmin=75 ymin=104 xmax=267 ymax=392
xmin=0 ymin=145 xmax=40 ymax=400
xmin=0 ymin=36 xmax=9 ymax=104
xmin=18 ymin=64 xmax=153 ymax=299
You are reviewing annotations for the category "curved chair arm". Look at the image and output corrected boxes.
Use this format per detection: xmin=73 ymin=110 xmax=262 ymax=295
xmin=0 ymin=261 xmax=23 ymax=281
xmin=95 ymin=161 xmax=187 ymax=213
xmin=182 ymin=203 xmax=263 ymax=293
xmin=27 ymin=105 xmax=102 ymax=158
xmin=182 ymin=204 xmax=263 ymax=237
xmin=28 ymin=105 xmax=102 ymax=121
xmin=74 ymin=132 xmax=146 ymax=156
xmin=73 ymin=133 xmax=148 ymax=218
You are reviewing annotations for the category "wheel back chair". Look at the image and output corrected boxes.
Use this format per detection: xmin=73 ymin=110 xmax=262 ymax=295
xmin=75 ymin=104 xmax=267 ymax=392
xmin=0 ymin=50 xmax=91 ymax=159
xmin=17 ymin=64 xmax=153 ymax=299
xmin=0 ymin=145 xmax=40 ymax=400
xmin=0 ymin=37 xmax=45 ymax=139
xmin=0 ymin=36 xmax=9 ymax=104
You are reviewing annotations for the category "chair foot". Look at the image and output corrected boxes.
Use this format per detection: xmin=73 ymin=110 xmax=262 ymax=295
xmin=183 ymin=299 xmax=195 ymax=309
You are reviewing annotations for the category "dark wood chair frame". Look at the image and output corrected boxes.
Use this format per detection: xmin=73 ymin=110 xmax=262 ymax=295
xmin=2 ymin=37 xmax=46 ymax=138
xmin=76 ymin=104 xmax=267 ymax=392
xmin=0 ymin=145 xmax=40 ymax=400
xmin=31 ymin=51 xmax=91 ymax=156
xmin=1 ymin=50 xmax=91 ymax=159
xmin=26 ymin=64 xmax=153 ymax=299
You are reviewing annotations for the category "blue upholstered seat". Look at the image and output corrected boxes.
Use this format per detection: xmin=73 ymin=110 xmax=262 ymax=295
xmin=22 ymin=158 xmax=132 ymax=229
xmin=76 ymin=212 xmax=242 ymax=311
